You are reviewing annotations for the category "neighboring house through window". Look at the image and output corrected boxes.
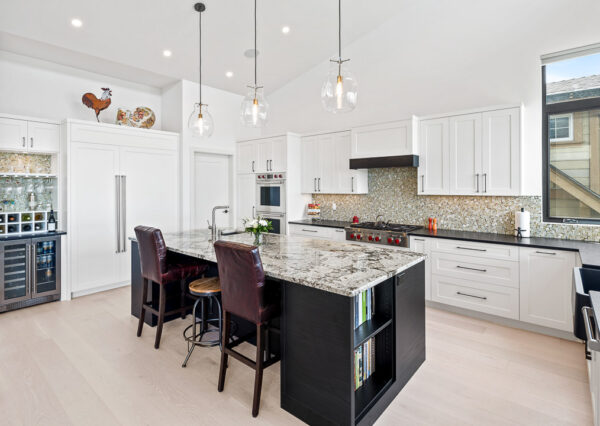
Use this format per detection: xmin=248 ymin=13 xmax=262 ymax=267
xmin=549 ymin=113 xmax=573 ymax=142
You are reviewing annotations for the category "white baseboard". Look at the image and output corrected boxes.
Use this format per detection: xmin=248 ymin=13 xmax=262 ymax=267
xmin=71 ymin=281 xmax=130 ymax=298
xmin=426 ymin=300 xmax=580 ymax=342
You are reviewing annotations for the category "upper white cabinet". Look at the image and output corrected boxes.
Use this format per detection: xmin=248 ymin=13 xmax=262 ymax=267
xmin=301 ymin=131 xmax=368 ymax=194
xmin=238 ymin=136 xmax=287 ymax=174
xmin=0 ymin=116 xmax=60 ymax=153
xmin=418 ymin=118 xmax=450 ymax=194
xmin=519 ymin=247 xmax=578 ymax=332
xmin=350 ymin=117 xmax=418 ymax=159
xmin=419 ymin=106 xmax=521 ymax=196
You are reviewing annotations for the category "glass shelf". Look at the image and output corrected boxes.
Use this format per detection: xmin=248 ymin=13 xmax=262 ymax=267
xmin=0 ymin=173 xmax=57 ymax=178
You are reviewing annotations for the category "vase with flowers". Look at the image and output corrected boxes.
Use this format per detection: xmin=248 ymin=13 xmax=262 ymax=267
xmin=243 ymin=216 xmax=273 ymax=246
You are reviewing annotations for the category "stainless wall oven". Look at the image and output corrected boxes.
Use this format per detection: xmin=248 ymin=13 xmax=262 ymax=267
xmin=256 ymin=173 xmax=286 ymax=214
xmin=256 ymin=212 xmax=286 ymax=235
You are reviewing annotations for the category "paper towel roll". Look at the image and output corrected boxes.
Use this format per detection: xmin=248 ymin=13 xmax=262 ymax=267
xmin=515 ymin=209 xmax=530 ymax=238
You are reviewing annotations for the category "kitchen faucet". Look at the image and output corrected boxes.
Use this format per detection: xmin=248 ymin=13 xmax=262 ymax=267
xmin=211 ymin=205 xmax=229 ymax=241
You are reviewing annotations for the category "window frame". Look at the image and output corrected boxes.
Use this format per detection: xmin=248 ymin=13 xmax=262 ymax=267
xmin=548 ymin=113 xmax=573 ymax=143
xmin=542 ymin=66 xmax=600 ymax=225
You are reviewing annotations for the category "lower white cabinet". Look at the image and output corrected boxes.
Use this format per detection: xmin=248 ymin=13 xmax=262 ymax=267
xmin=519 ymin=247 xmax=578 ymax=332
xmin=409 ymin=236 xmax=431 ymax=300
xmin=288 ymin=224 xmax=346 ymax=241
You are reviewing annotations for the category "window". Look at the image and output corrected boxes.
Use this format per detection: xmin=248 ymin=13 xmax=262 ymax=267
xmin=542 ymin=50 xmax=600 ymax=224
xmin=549 ymin=113 xmax=573 ymax=142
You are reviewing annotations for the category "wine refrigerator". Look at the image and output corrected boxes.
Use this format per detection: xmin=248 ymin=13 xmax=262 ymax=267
xmin=0 ymin=235 xmax=61 ymax=312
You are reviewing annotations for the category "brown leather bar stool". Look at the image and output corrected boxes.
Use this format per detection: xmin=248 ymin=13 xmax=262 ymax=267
xmin=213 ymin=240 xmax=281 ymax=418
xmin=135 ymin=226 xmax=207 ymax=349
xmin=181 ymin=276 xmax=222 ymax=367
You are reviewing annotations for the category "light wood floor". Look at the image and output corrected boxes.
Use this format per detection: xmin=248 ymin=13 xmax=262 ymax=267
xmin=0 ymin=287 xmax=592 ymax=426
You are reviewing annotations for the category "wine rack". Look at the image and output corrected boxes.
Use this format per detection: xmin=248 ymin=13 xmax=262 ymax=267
xmin=0 ymin=211 xmax=58 ymax=235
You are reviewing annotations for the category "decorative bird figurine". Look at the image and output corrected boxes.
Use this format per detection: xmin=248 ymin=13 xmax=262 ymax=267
xmin=82 ymin=88 xmax=112 ymax=122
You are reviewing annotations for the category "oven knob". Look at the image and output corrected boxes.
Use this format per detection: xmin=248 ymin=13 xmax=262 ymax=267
xmin=356 ymin=234 xmax=362 ymax=240
xmin=395 ymin=238 xmax=400 ymax=245
xmin=387 ymin=237 xmax=393 ymax=244
xmin=368 ymin=235 xmax=373 ymax=241
xmin=350 ymin=233 xmax=355 ymax=239
xmin=375 ymin=236 xmax=380 ymax=242
xmin=278 ymin=174 xmax=283 ymax=178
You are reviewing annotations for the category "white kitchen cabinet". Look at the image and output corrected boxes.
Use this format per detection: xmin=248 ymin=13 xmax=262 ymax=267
xmin=0 ymin=116 xmax=59 ymax=153
xmin=67 ymin=120 xmax=180 ymax=297
xmin=481 ymin=108 xmax=521 ymax=195
xmin=236 ymin=173 xmax=256 ymax=228
xmin=409 ymin=236 xmax=432 ymax=300
xmin=289 ymin=223 xmax=346 ymax=241
xmin=269 ymin=137 xmax=287 ymax=172
xmin=236 ymin=141 xmax=258 ymax=174
xmin=418 ymin=118 xmax=450 ymax=194
xmin=301 ymin=131 xmax=367 ymax=194
xmin=449 ymin=113 xmax=482 ymax=195
xmin=519 ymin=247 xmax=578 ymax=332
xmin=350 ymin=117 xmax=418 ymax=159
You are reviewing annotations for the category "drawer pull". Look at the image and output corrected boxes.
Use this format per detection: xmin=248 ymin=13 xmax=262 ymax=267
xmin=414 ymin=238 xmax=425 ymax=241
xmin=335 ymin=229 xmax=344 ymax=232
xmin=302 ymin=229 xmax=318 ymax=233
xmin=535 ymin=251 xmax=556 ymax=255
xmin=456 ymin=291 xmax=487 ymax=301
xmin=456 ymin=246 xmax=487 ymax=252
xmin=456 ymin=265 xmax=487 ymax=273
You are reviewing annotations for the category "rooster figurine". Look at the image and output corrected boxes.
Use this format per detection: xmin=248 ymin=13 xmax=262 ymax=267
xmin=82 ymin=88 xmax=112 ymax=122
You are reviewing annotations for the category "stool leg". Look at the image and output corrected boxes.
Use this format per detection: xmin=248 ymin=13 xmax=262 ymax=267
xmin=182 ymin=297 xmax=201 ymax=368
xmin=180 ymin=279 xmax=187 ymax=319
xmin=155 ymin=284 xmax=166 ymax=349
xmin=137 ymin=278 xmax=148 ymax=337
xmin=252 ymin=323 xmax=265 ymax=417
xmin=214 ymin=296 xmax=223 ymax=351
xmin=218 ymin=311 xmax=230 ymax=392
xmin=200 ymin=298 xmax=207 ymax=335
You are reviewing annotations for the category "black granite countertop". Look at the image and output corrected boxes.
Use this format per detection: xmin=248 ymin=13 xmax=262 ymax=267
xmin=0 ymin=230 xmax=66 ymax=241
xmin=288 ymin=219 xmax=352 ymax=229
xmin=409 ymin=228 xmax=600 ymax=268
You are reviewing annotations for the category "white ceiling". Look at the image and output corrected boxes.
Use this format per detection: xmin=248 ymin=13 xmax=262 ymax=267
xmin=0 ymin=0 xmax=402 ymax=94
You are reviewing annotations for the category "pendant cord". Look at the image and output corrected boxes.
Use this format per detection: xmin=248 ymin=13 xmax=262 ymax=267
xmin=199 ymin=6 xmax=202 ymax=106
xmin=254 ymin=0 xmax=258 ymax=95
xmin=338 ymin=0 xmax=341 ymax=60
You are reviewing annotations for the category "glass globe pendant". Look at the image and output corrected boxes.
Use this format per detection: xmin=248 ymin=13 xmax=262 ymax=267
xmin=241 ymin=0 xmax=268 ymax=127
xmin=188 ymin=103 xmax=214 ymax=138
xmin=188 ymin=3 xmax=213 ymax=139
xmin=321 ymin=0 xmax=357 ymax=113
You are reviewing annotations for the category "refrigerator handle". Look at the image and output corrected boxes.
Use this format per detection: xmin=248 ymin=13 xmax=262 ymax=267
xmin=115 ymin=175 xmax=121 ymax=253
xmin=121 ymin=175 xmax=127 ymax=253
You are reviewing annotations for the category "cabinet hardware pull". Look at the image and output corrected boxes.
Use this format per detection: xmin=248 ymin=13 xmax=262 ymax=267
xmin=535 ymin=251 xmax=556 ymax=255
xmin=115 ymin=176 xmax=121 ymax=253
xmin=318 ymin=177 xmax=321 ymax=192
xmin=456 ymin=291 xmax=487 ymax=300
xmin=302 ymin=229 xmax=318 ymax=233
xmin=30 ymin=137 xmax=34 ymax=148
xmin=270 ymin=160 xmax=273 ymax=171
xmin=395 ymin=272 xmax=406 ymax=285
xmin=121 ymin=175 xmax=127 ymax=253
xmin=414 ymin=238 xmax=425 ymax=241
xmin=351 ymin=176 xmax=354 ymax=192
xmin=335 ymin=229 xmax=344 ymax=232
xmin=476 ymin=173 xmax=479 ymax=193
xmin=252 ymin=161 xmax=255 ymax=172
xmin=456 ymin=246 xmax=487 ymax=252
xmin=421 ymin=175 xmax=424 ymax=191
xmin=252 ymin=206 xmax=255 ymax=218
xmin=314 ymin=178 xmax=317 ymax=192
xmin=456 ymin=265 xmax=487 ymax=273
xmin=22 ymin=136 xmax=26 ymax=148
xmin=582 ymin=307 xmax=600 ymax=351
xmin=483 ymin=173 xmax=487 ymax=193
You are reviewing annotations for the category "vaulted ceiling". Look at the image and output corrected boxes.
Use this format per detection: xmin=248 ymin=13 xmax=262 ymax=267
xmin=0 ymin=0 xmax=402 ymax=94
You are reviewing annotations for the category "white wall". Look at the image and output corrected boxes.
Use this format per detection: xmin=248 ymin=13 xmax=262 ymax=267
xmin=264 ymin=0 xmax=600 ymax=195
xmin=0 ymin=51 xmax=163 ymax=128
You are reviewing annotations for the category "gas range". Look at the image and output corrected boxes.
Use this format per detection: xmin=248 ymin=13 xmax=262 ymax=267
xmin=345 ymin=222 xmax=423 ymax=247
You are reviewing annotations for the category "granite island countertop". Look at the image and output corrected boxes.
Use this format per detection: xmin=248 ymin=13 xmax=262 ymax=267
xmin=143 ymin=230 xmax=426 ymax=297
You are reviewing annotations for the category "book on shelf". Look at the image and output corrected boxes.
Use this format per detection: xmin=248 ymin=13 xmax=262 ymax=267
xmin=354 ymin=288 xmax=376 ymax=329
xmin=354 ymin=337 xmax=376 ymax=390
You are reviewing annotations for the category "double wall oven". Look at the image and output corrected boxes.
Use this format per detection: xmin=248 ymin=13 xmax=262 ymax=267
xmin=256 ymin=173 xmax=286 ymax=235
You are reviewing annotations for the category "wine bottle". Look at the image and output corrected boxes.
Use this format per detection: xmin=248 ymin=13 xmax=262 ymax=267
xmin=47 ymin=209 xmax=57 ymax=232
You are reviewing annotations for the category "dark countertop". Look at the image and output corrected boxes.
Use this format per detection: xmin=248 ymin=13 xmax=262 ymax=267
xmin=0 ymin=230 xmax=66 ymax=241
xmin=409 ymin=228 xmax=600 ymax=268
xmin=288 ymin=219 xmax=352 ymax=229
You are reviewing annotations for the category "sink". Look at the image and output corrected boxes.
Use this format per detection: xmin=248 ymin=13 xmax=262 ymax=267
xmin=573 ymin=267 xmax=600 ymax=340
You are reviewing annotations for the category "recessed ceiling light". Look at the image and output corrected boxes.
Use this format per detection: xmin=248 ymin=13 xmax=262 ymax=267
xmin=163 ymin=50 xmax=172 ymax=57
xmin=71 ymin=18 xmax=83 ymax=28
xmin=225 ymin=71 xmax=233 ymax=78
xmin=282 ymin=26 xmax=290 ymax=34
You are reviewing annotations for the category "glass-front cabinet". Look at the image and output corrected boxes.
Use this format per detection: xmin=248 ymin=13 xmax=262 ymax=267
xmin=0 ymin=235 xmax=61 ymax=311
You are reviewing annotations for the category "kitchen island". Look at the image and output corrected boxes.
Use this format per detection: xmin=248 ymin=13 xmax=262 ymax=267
xmin=130 ymin=231 xmax=426 ymax=425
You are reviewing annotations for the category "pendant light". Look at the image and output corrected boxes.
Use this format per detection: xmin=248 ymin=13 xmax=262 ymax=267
xmin=240 ymin=0 xmax=269 ymax=127
xmin=321 ymin=0 xmax=357 ymax=113
xmin=188 ymin=2 xmax=214 ymax=138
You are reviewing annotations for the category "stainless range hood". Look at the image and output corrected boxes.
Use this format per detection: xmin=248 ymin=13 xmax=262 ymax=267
xmin=349 ymin=155 xmax=419 ymax=169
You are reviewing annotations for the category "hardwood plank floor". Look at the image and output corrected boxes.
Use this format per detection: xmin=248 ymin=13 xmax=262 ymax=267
xmin=0 ymin=287 xmax=592 ymax=425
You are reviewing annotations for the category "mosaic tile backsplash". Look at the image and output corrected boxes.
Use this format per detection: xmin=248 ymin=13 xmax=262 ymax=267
xmin=313 ymin=168 xmax=600 ymax=242
xmin=0 ymin=153 xmax=55 ymax=211
xmin=0 ymin=153 xmax=52 ymax=174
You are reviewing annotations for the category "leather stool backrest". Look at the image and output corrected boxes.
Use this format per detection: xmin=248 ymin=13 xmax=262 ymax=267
xmin=135 ymin=225 xmax=167 ymax=284
xmin=213 ymin=241 xmax=265 ymax=324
